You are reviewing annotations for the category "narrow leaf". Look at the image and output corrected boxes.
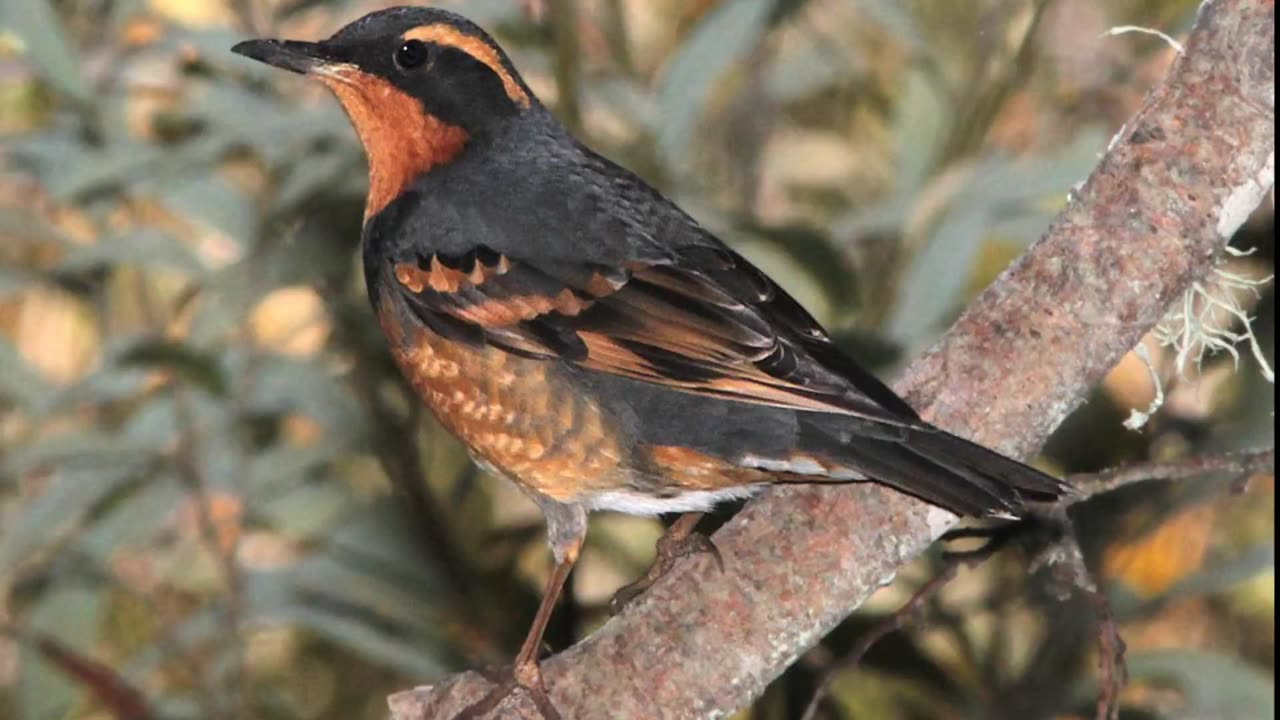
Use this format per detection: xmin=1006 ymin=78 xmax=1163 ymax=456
xmin=0 ymin=335 xmax=54 ymax=411
xmin=58 ymin=231 xmax=206 ymax=276
xmin=2 ymin=0 xmax=91 ymax=102
xmin=19 ymin=588 xmax=105 ymax=720
xmin=1125 ymin=651 xmax=1274 ymax=719
xmin=654 ymin=0 xmax=775 ymax=170
xmin=887 ymin=204 xmax=990 ymax=343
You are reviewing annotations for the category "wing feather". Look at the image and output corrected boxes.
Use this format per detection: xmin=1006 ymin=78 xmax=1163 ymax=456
xmin=387 ymin=244 xmax=920 ymax=426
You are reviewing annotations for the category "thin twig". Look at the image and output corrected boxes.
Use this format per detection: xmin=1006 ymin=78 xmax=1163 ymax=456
xmin=133 ymin=266 xmax=247 ymax=720
xmin=1065 ymin=447 xmax=1274 ymax=504
xmin=1090 ymin=583 xmax=1127 ymax=720
xmin=1032 ymin=509 xmax=1127 ymax=720
xmin=32 ymin=632 xmax=160 ymax=720
xmin=1009 ymin=448 xmax=1276 ymax=718
xmin=71 ymin=544 xmax=225 ymax=720
xmin=800 ymin=525 xmax=1026 ymax=720
xmin=799 ymin=568 xmax=956 ymax=720
xmin=171 ymin=390 xmax=248 ymax=720
xmin=4 ymin=622 xmax=164 ymax=720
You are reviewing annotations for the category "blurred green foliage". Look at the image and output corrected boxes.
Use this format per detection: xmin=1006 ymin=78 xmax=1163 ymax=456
xmin=0 ymin=1 xmax=1272 ymax=719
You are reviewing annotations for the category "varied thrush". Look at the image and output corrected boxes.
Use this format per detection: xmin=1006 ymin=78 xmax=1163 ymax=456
xmin=233 ymin=7 xmax=1070 ymax=717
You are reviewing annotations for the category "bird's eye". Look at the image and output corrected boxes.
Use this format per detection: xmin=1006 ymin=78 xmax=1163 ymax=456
xmin=394 ymin=40 xmax=430 ymax=70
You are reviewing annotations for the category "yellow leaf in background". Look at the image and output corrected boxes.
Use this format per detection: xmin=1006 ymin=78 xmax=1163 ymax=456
xmin=147 ymin=0 xmax=235 ymax=28
xmin=10 ymin=287 xmax=100 ymax=383
xmin=281 ymin=414 xmax=324 ymax=445
xmin=1165 ymin=361 xmax=1236 ymax=421
xmin=239 ymin=531 xmax=300 ymax=571
xmin=1102 ymin=503 xmax=1215 ymax=598
xmin=762 ymin=130 xmax=858 ymax=187
xmin=49 ymin=204 xmax=99 ymax=245
xmin=120 ymin=16 xmax=165 ymax=47
xmin=248 ymin=286 xmax=331 ymax=357
xmin=1103 ymin=338 xmax=1161 ymax=413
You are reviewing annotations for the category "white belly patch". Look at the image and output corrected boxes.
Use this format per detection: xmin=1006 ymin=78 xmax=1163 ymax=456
xmin=583 ymin=485 xmax=764 ymax=516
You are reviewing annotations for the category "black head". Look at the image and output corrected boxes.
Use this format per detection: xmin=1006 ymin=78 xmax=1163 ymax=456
xmin=233 ymin=7 xmax=532 ymax=131
xmin=232 ymin=7 xmax=536 ymax=219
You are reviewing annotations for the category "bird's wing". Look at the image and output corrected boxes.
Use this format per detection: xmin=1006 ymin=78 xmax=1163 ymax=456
xmin=384 ymin=240 xmax=923 ymax=427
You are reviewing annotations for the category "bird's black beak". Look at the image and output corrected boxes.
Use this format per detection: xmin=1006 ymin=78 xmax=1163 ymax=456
xmin=230 ymin=39 xmax=344 ymax=75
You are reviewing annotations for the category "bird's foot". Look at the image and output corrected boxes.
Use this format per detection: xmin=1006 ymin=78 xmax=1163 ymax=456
xmin=609 ymin=514 xmax=723 ymax=615
xmin=939 ymin=516 xmax=1061 ymax=564
xmin=458 ymin=656 xmax=560 ymax=720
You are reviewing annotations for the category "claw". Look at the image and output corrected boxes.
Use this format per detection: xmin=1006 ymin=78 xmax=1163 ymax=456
xmin=610 ymin=512 xmax=722 ymax=615
xmin=663 ymin=528 xmax=724 ymax=573
xmin=939 ymin=517 xmax=1056 ymax=564
xmin=457 ymin=658 xmax=561 ymax=720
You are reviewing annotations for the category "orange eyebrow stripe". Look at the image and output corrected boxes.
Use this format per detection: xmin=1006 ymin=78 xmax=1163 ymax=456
xmin=403 ymin=24 xmax=531 ymax=108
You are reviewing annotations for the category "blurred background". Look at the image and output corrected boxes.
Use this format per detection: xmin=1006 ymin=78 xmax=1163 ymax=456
xmin=0 ymin=0 xmax=1273 ymax=718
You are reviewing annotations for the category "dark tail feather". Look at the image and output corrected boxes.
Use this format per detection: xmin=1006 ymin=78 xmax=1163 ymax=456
xmin=906 ymin=428 xmax=1071 ymax=505
xmin=831 ymin=437 xmax=1020 ymax=516
xmin=801 ymin=420 xmax=1072 ymax=518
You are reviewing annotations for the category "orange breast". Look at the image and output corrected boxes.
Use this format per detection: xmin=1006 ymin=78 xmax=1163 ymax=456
xmin=376 ymin=293 xmax=624 ymax=502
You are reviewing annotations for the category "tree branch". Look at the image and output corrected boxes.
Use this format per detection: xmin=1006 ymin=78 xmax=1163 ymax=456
xmin=1066 ymin=447 xmax=1274 ymax=502
xmin=389 ymin=0 xmax=1275 ymax=716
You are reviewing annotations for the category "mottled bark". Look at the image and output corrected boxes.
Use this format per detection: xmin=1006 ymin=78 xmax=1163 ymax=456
xmin=389 ymin=0 xmax=1275 ymax=717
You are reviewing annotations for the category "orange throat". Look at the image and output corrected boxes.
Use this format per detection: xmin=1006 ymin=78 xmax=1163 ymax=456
xmin=318 ymin=71 xmax=468 ymax=220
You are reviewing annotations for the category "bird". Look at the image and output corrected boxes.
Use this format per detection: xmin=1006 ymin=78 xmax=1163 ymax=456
xmin=232 ymin=7 xmax=1071 ymax=717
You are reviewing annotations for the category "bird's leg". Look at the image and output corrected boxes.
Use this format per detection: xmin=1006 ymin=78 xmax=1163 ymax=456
xmin=460 ymin=501 xmax=586 ymax=720
xmin=609 ymin=511 xmax=722 ymax=615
